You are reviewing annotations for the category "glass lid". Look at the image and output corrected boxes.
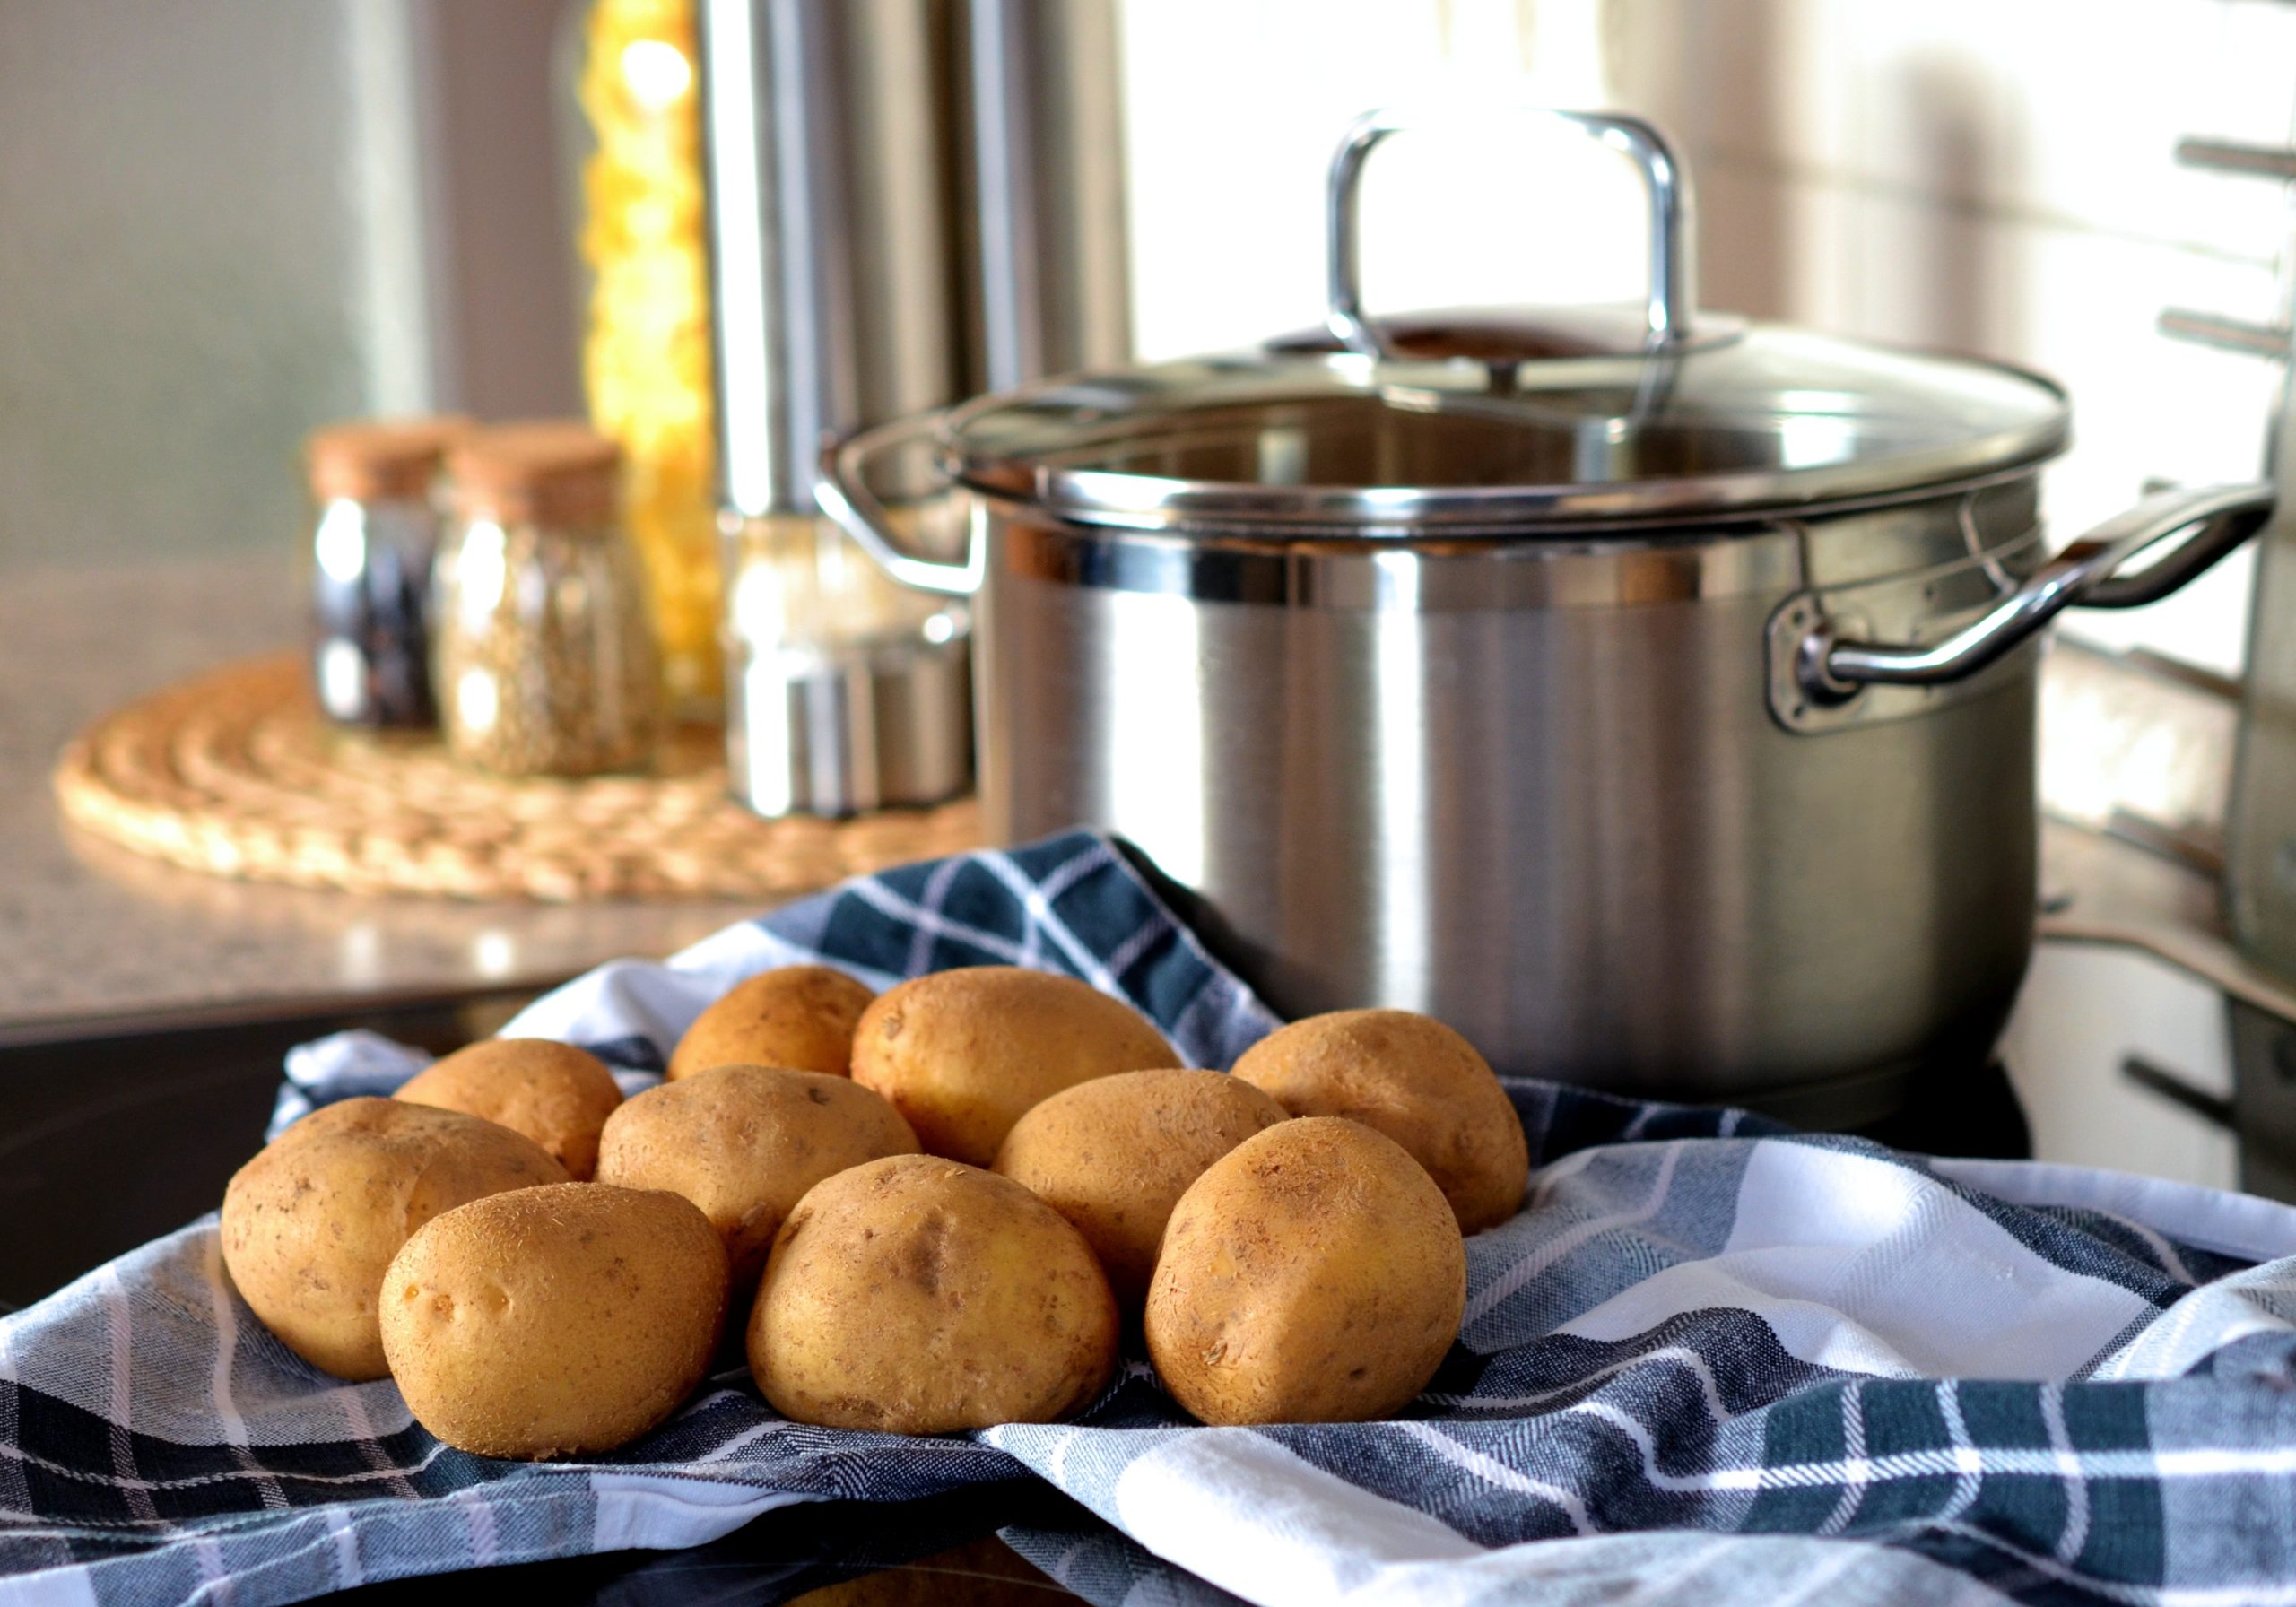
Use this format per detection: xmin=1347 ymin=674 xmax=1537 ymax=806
xmin=942 ymin=321 xmax=2069 ymax=533
xmin=937 ymin=107 xmax=2070 ymax=536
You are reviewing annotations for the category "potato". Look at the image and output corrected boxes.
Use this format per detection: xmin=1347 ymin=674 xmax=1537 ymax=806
xmin=851 ymin=967 xmax=1177 ymax=1164
xmin=595 ymin=1064 xmax=918 ymax=1290
xmin=668 ymin=965 xmax=874 ymax=1081
xmin=393 ymin=1038 xmax=623 ymax=1179
xmin=749 ymin=1154 xmax=1118 ymax=1434
xmin=1144 ymin=1116 xmax=1465 ymax=1425
xmin=220 ymin=1099 xmax=569 ymax=1380
xmin=1231 ymin=1009 xmax=1528 ymax=1234
xmin=992 ymin=1070 xmax=1288 ymax=1312
xmin=381 ymin=1182 xmax=727 ymax=1459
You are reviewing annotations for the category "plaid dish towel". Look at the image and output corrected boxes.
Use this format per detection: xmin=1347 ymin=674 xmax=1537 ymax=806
xmin=10 ymin=832 xmax=2296 ymax=1607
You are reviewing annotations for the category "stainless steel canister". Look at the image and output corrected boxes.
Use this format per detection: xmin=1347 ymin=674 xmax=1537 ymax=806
xmin=697 ymin=0 xmax=1126 ymax=817
xmin=821 ymin=109 xmax=2275 ymax=1124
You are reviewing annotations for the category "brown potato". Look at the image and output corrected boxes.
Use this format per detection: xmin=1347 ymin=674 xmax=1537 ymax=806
xmin=851 ymin=967 xmax=1176 ymax=1164
xmin=1231 ymin=1009 xmax=1528 ymax=1234
xmin=595 ymin=1064 xmax=918 ymax=1290
xmin=381 ymin=1182 xmax=728 ymax=1459
xmin=668 ymin=966 xmax=875 ymax=1081
xmin=1145 ymin=1116 xmax=1465 ymax=1425
xmin=992 ymin=1070 xmax=1288 ymax=1312
xmin=749 ymin=1154 xmax=1118 ymax=1434
xmin=394 ymin=1038 xmax=623 ymax=1179
xmin=220 ymin=1099 xmax=569 ymax=1381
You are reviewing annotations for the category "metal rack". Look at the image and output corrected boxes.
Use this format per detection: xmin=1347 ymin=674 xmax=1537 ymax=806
xmin=2160 ymin=136 xmax=2296 ymax=369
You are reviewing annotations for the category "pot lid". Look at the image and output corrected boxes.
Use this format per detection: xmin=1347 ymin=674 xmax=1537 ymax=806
xmin=941 ymin=319 xmax=2070 ymax=534
xmin=935 ymin=107 xmax=2069 ymax=535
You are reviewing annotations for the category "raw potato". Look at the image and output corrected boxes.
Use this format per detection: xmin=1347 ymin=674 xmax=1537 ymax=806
xmin=381 ymin=1182 xmax=728 ymax=1459
xmin=851 ymin=967 xmax=1178 ymax=1164
xmin=220 ymin=1099 xmax=569 ymax=1381
xmin=1145 ymin=1116 xmax=1465 ymax=1425
xmin=749 ymin=1153 xmax=1118 ymax=1433
xmin=669 ymin=965 xmax=874 ymax=1081
xmin=992 ymin=1069 xmax=1288 ymax=1311
xmin=394 ymin=1038 xmax=623 ymax=1179
xmin=1231 ymin=1009 xmax=1529 ymax=1234
xmin=595 ymin=1064 xmax=918 ymax=1289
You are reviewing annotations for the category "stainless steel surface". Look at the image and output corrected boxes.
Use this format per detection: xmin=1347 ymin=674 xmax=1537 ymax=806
xmin=726 ymin=627 xmax=973 ymax=816
xmin=2158 ymin=308 xmax=2294 ymax=360
xmin=1326 ymin=107 xmax=1695 ymax=357
xmin=818 ymin=107 xmax=2263 ymax=1119
xmin=699 ymin=0 xmax=969 ymax=814
xmin=975 ymin=485 xmax=2041 ymax=1120
xmin=1789 ymin=481 xmax=2275 ymax=704
xmin=699 ymin=0 xmax=963 ymax=523
xmin=819 ymin=413 xmax=987 ymax=595
xmin=819 ymin=332 xmax=2072 ymax=561
xmin=961 ymin=0 xmax=1130 ymax=390
xmin=702 ymin=0 xmax=1129 ymax=817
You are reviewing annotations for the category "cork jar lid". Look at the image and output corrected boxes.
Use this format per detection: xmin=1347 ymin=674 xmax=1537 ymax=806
xmin=449 ymin=422 xmax=623 ymax=526
xmin=306 ymin=416 xmax=471 ymax=502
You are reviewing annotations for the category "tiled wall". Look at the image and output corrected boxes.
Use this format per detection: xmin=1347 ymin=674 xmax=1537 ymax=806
xmin=1121 ymin=0 xmax=2296 ymax=674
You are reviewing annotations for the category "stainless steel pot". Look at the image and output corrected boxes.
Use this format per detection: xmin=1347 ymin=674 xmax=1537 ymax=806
xmin=819 ymin=108 xmax=2275 ymax=1125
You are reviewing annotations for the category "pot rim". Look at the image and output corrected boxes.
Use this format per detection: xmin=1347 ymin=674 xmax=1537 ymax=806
xmin=935 ymin=342 xmax=2074 ymax=538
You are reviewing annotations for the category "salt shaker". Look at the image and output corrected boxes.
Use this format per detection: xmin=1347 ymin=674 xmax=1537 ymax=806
xmin=305 ymin=417 xmax=468 ymax=727
xmin=722 ymin=510 xmax=971 ymax=817
xmin=432 ymin=423 xmax=663 ymax=777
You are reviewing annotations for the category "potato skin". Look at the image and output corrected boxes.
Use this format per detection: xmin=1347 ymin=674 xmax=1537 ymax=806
xmin=380 ymin=1183 xmax=728 ymax=1459
xmin=851 ymin=967 xmax=1177 ymax=1165
xmin=992 ymin=1070 xmax=1288 ymax=1313
xmin=749 ymin=1154 xmax=1118 ymax=1434
xmin=1231 ymin=1009 xmax=1529 ymax=1234
xmin=394 ymin=1038 xmax=623 ymax=1179
xmin=220 ymin=1099 xmax=570 ymax=1381
xmin=1144 ymin=1117 xmax=1465 ymax=1425
xmin=668 ymin=966 xmax=874 ymax=1081
xmin=596 ymin=1064 xmax=918 ymax=1290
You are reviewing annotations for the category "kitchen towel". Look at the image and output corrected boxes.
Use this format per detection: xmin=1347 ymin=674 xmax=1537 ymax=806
xmin=9 ymin=830 xmax=2296 ymax=1607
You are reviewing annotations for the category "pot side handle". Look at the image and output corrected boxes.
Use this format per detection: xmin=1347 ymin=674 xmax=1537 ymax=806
xmin=814 ymin=413 xmax=983 ymax=596
xmin=1795 ymin=480 xmax=2276 ymax=702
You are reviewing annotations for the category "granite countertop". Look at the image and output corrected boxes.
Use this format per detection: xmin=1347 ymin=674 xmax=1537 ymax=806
xmin=0 ymin=555 xmax=761 ymax=1046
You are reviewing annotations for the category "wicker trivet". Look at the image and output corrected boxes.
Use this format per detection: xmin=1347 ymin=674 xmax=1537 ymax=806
xmin=54 ymin=654 xmax=982 ymax=900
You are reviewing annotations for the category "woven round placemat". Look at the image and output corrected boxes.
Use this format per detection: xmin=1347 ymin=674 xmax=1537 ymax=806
xmin=54 ymin=654 xmax=982 ymax=901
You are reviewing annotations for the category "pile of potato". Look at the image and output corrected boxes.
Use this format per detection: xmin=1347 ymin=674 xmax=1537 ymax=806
xmin=220 ymin=965 xmax=1528 ymax=1458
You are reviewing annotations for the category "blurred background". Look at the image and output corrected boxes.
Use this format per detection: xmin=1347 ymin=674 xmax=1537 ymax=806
xmin=4 ymin=0 xmax=2290 ymax=676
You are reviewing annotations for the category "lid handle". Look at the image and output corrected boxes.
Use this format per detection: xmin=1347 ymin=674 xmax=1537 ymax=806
xmin=1325 ymin=107 xmax=1697 ymax=358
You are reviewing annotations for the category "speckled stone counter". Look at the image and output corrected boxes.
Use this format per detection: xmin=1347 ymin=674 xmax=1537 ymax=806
xmin=0 ymin=556 xmax=761 ymax=1044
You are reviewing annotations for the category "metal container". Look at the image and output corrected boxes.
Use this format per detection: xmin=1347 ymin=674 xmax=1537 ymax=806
xmin=959 ymin=0 xmax=1132 ymax=392
xmin=697 ymin=0 xmax=1127 ymax=818
xmin=699 ymin=0 xmax=971 ymax=816
xmin=822 ymin=109 xmax=2275 ymax=1124
xmin=304 ymin=417 xmax=469 ymax=729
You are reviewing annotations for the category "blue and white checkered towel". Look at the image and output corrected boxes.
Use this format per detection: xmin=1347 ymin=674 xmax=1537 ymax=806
xmin=10 ymin=830 xmax=2296 ymax=1607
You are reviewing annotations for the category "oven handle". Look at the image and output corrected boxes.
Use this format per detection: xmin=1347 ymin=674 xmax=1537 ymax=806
xmin=813 ymin=412 xmax=982 ymax=596
xmin=1794 ymin=480 xmax=2275 ymax=701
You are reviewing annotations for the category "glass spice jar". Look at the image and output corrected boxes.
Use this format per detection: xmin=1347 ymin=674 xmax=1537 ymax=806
xmin=305 ymin=417 xmax=468 ymax=727
xmin=432 ymin=423 xmax=663 ymax=777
